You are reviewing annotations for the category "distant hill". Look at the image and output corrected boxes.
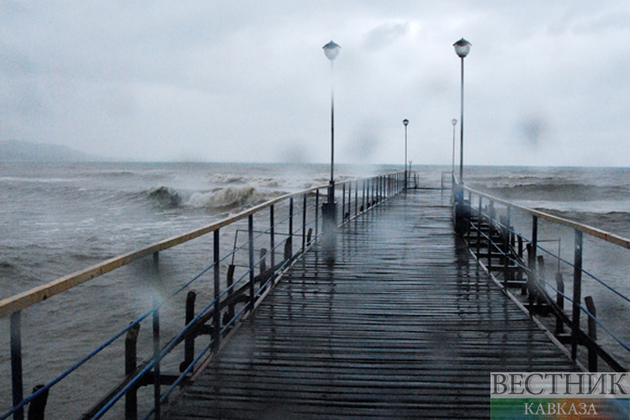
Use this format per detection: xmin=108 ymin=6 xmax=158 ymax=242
xmin=0 ymin=140 xmax=102 ymax=162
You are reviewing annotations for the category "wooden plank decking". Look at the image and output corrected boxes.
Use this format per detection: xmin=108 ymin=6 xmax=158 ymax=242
xmin=166 ymin=189 xmax=578 ymax=419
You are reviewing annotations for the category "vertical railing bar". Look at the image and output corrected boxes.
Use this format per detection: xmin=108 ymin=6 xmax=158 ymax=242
xmin=347 ymin=182 xmax=351 ymax=219
xmin=152 ymin=297 xmax=161 ymax=420
xmin=354 ymin=180 xmax=358 ymax=217
xmin=531 ymin=215 xmax=539 ymax=264
xmin=315 ymin=190 xmax=319 ymax=239
xmin=487 ymin=200 xmax=494 ymax=272
xmin=503 ymin=206 xmax=511 ymax=288
xmin=270 ymin=204 xmax=275 ymax=269
xmin=477 ymin=197 xmax=482 ymax=259
xmin=10 ymin=311 xmax=24 ymax=420
xmin=361 ymin=180 xmax=365 ymax=212
xmin=302 ymin=194 xmax=307 ymax=252
xmin=288 ymin=197 xmax=294 ymax=257
xmin=571 ymin=229 xmax=583 ymax=360
xmin=248 ymin=215 xmax=255 ymax=310
xmin=212 ymin=230 xmax=221 ymax=349
xmin=341 ymin=183 xmax=346 ymax=221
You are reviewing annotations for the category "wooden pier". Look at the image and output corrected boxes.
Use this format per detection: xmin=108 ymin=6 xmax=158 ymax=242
xmin=165 ymin=189 xmax=578 ymax=419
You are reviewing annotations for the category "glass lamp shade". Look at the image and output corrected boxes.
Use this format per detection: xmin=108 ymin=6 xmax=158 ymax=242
xmin=452 ymin=119 xmax=458 ymax=126
xmin=453 ymin=38 xmax=472 ymax=58
xmin=323 ymin=41 xmax=341 ymax=61
xmin=403 ymin=119 xmax=409 ymax=126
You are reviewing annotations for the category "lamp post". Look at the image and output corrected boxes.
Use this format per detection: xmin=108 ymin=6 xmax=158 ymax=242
xmin=451 ymin=118 xmax=457 ymax=179
xmin=403 ymin=119 xmax=409 ymax=190
xmin=322 ymin=40 xmax=340 ymax=252
xmin=453 ymin=38 xmax=471 ymax=234
xmin=453 ymin=38 xmax=471 ymax=183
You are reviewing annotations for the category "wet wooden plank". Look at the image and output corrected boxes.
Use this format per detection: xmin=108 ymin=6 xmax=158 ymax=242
xmin=166 ymin=190 xmax=578 ymax=419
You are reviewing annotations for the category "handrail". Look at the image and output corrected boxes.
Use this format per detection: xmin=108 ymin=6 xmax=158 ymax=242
xmin=456 ymin=183 xmax=630 ymax=372
xmin=0 ymin=184 xmax=325 ymax=319
xmin=2 ymin=172 xmax=407 ymax=420
xmin=462 ymin=184 xmax=630 ymax=250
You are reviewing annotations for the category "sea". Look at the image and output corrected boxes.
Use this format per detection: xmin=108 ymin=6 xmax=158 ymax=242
xmin=1 ymin=162 xmax=630 ymax=418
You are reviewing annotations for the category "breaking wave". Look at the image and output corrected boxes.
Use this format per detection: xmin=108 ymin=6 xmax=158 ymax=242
xmin=188 ymin=186 xmax=282 ymax=210
xmin=146 ymin=185 xmax=284 ymax=211
xmin=206 ymin=173 xmax=281 ymax=189
xmin=148 ymin=186 xmax=182 ymax=207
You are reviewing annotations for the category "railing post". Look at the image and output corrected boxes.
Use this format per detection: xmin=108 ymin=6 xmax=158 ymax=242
xmin=571 ymin=229 xmax=583 ymax=361
xmin=288 ymin=197 xmax=294 ymax=258
xmin=487 ymin=201 xmax=493 ymax=272
xmin=152 ymin=297 xmax=161 ymax=420
xmin=356 ymin=180 xmax=359 ymax=214
xmin=502 ymin=211 xmax=510 ymax=288
xmin=347 ymin=183 xmax=352 ymax=220
xmin=270 ymin=204 xmax=275 ymax=270
xmin=11 ymin=311 xmax=24 ymax=420
xmin=477 ymin=197 xmax=482 ymax=259
xmin=302 ymin=194 xmax=307 ymax=251
xmin=361 ymin=180 xmax=366 ymax=212
xmin=314 ymin=191 xmax=319 ymax=240
xmin=248 ymin=215 xmax=255 ymax=310
xmin=213 ymin=230 xmax=221 ymax=349
xmin=531 ymin=215 xmax=538 ymax=264
xmin=341 ymin=183 xmax=346 ymax=221
xmin=180 ymin=292 xmax=196 ymax=373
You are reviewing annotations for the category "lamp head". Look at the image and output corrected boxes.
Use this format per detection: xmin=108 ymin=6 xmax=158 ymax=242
xmin=403 ymin=119 xmax=409 ymax=127
xmin=453 ymin=38 xmax=472 ymax=58
xmin=451 ymin=118 xmax=458 ymax=126
xmin=323 ymin=41 xmax=341 ymax=61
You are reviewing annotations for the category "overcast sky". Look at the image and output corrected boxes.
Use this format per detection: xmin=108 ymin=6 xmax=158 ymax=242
xmin=1 ymin=1 xmax=629 ymax=166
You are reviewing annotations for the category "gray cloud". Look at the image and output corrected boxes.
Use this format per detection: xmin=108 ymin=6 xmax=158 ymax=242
xmin=0 ymin=1 xmax=629 ymax=166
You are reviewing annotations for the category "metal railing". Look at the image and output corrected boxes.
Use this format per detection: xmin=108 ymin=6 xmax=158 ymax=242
xmin=0 ymin=172 xmax=407 ymax=420
xmin=455 ymin=184 xmax=630 ymax=373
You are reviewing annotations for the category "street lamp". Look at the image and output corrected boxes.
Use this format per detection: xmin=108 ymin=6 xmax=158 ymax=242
xmin=322 ymin=40 xmax=340 ymax=252
xmin=403 ymin=119 xmax=409 ymax=190
xmin=453 ymin=38 xmax=471 ymax=234
xmin=323 ymin=40 xmax=340 ymax=201
xmin=453 ymin=38 xmax=471 ymax=183
xmin=451 ymin=118 xmax=457 ymax=178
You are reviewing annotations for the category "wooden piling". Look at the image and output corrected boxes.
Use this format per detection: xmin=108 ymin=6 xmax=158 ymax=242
xmin=27 ymin=385 xmax=48 ymax=420
xmin=125 ymin=323 xmax=141 ymax=420
xmin=585 ymin=296 xmax=597 ymax=371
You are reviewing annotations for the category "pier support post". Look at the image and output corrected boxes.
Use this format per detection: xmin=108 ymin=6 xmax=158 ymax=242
xmin=585 ymin=296 xmax=597 ymax=372
xmin=27 ymin=385 xmax=48 ymax=420
xmin=125 ymin=323 xmax=141 ymax=420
